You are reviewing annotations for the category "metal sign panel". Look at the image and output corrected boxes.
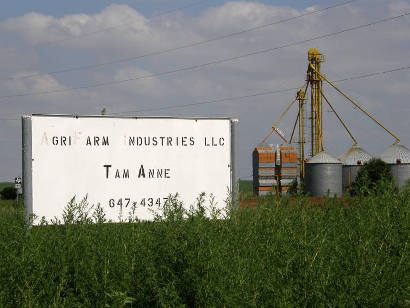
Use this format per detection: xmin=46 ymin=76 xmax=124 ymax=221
xmin=22 ymin=115 xmax=238 ymax=223
xmin=15 ymin=177 xmax=22 ymax=192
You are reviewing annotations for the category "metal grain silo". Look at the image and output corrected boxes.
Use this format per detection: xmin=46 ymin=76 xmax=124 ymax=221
xmin=305 ymin=151 xmax=342 ymax=197
xmin=379 ymin=143 xmax=410 ymax=188
xmin=339 ymin=145 xmax=373 ymax=191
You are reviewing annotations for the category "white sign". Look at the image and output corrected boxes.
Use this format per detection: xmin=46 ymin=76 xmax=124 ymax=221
xmin=15 ymin=177 xmax=22 ymax=189
xmin=23 ymin=115 xmax=237 ymax=222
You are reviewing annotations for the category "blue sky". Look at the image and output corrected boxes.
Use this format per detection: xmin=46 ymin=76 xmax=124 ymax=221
xmin=0 ymin=0 xmax=409 ymax=181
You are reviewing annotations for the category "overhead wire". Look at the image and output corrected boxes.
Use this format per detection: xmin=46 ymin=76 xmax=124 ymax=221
xmin=320 ymin=89 xmax=358 ymax=145
xmin=112 ymin=86 xmax=302 ymax=115
xmin=1 ymin=11 xmax=409 ymax=101
xmin=310 ymin=63 xmax=401 ymax=143
xmin=2 ymin=62 xmax=409 ymax=120
xmin=3 ymin=0 xmax=358 ymax=81
xmin=108 ymin=64 xmax=410 ymax=114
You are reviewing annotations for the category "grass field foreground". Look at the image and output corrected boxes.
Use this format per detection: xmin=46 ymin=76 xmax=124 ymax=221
xmin=0 ymin=187 xmax=409 ymax=306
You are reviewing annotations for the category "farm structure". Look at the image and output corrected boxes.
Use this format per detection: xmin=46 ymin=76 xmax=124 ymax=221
xmin=305 ymin=151 xmax=342 ymax=197
xmin=252 ymin=143 xmax=298 ymax=196
xmin=339 ymin=145 xmax=373 ymax=192
xmin=253 ymin=49 xmax=409 ymax=196
xmin=380 ymin=143 xmax=410 ymax=188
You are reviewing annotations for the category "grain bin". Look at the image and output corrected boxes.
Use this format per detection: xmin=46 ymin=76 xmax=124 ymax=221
xmin=379 ymin=143 xmax=410 ymax=188
xmin=252 ymin=143 xmax=277 ymax=196
xmin=339 ymin=145 xmax=373 ymax=191
xmin=305 ymin=151 xmax=342 ymax=197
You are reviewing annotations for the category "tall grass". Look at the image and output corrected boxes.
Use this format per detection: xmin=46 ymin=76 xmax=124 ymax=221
xmin=0 ymin=189 xmax=409 ymax=307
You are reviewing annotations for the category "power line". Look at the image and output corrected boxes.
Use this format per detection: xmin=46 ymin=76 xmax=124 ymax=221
xmin=332 ymin=65 xmax=410 ymax=82
xmin=108 ymin=64 xmax=410 ymax=115
xmin=1 ymin=10 xmax=408 ymax=100
xmin=2 ymin=63 xmax=409 ymax=120
xmin=111 ymin=86 xmax=302 ymax=115
xmin=0 ymin=0 xmax=211 ymax=57
xmin=4 ymin=0 xmax=358 ymax=81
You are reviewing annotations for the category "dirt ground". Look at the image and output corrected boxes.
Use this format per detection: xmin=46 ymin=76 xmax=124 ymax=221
xmin=240 ymin=197 xmax=350 ymax=209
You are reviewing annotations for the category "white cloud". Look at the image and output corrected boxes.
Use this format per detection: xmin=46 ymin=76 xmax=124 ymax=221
xmin=198 ymin=1 xmax=299 ymax=33
xmin=2 ymin=71 xmax=64 ymax=94
xmin=112 ymin=66 xmax=167 ymax=98
xmin=0 ymin=5 xmax=149 ymax=46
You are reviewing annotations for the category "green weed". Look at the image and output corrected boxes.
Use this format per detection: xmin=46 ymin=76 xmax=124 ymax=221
xmin=0 ymin=191 xmax=408 ymax=307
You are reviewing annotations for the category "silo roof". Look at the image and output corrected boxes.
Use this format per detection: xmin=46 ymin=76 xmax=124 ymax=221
xmin=307 ymin=151 xmax=341 ymax=164
xmin=339 ymin=145 xmax=373 ymax=166
xmin=379 ymin=143 xmax=410 ymax=164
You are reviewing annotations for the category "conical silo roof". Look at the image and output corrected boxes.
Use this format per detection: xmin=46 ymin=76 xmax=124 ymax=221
xmin=307 ymin=151 xmax=340 ymax=164
xmin=379 ymin=143 xmax=410 ymax=164
xmin=339 ymin=145 xmax=373 ymax=166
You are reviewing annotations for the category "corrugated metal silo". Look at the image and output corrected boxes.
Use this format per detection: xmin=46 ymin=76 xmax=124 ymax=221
xmin=379 ymin=143 xmax=410 ymax=188
xmin=305 ymin=151 xmax=342 ymax=197
xmin=339 ymin=145 xmax=373 ymax=191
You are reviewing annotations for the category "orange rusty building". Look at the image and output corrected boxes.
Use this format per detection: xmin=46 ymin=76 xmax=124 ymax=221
xmin=253 ymin=143 xmax=298 ymax=196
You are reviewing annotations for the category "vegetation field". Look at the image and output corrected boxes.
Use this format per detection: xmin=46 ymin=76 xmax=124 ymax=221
xmin=0 ymin=182 xmax=12 ymax=191
xmin=239 ymin=179 xmax=253 ymax=194
xmin=0 ymin=186 xmax=409 ymax=307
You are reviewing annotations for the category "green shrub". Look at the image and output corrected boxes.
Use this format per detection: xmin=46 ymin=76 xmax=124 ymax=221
xmin=0 ymin=187 xmax=17 ymax=200
xmin=0 ymin=193 xmax=408 ymax=307
xmin=351 ymin=158 xmax=395 ymax=196
xmin=287 ymin=178 xmax=307 ymax=196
